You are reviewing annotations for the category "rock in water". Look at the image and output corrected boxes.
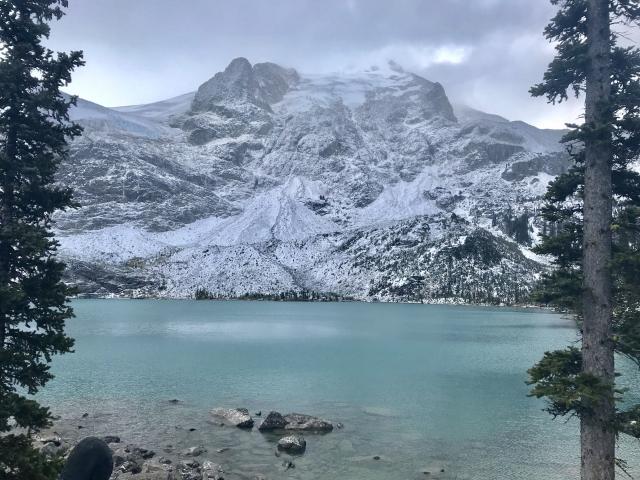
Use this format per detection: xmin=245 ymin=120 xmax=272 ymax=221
xmin=277 ymin=435 xmax=307 ymax=454
xmin=60 ymin=437 xmax=113 ymax=480
xmin=282 ymin=460 xmax=296 ymax=470
xmin=210 ymin=407 xmax=254 ymax=428
xmin=258 ymin=411 xmax=288 ymax=431
xmin=181 ymin=446 xmax=207 ymax=457
xmin=284 ymin=413 xmax=333 ymax=432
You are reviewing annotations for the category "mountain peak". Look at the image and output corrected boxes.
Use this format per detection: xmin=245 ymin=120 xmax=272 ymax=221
xmin=223 ymin=57 xmax=253 ymax=79
xmin=191 ymin=58 xmax=299 ymax=112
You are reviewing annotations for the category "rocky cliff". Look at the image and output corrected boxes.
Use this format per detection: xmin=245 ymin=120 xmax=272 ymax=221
xmin=56 ymin=58 xmax=568 ymax=303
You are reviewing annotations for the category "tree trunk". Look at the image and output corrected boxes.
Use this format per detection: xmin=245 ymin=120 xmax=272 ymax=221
xmin=582 ymin=1 xmax=615 ymax=479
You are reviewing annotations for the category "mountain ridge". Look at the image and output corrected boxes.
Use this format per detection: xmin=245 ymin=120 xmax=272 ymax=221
xmin=56 ymin=58 xmax=568 ymax=303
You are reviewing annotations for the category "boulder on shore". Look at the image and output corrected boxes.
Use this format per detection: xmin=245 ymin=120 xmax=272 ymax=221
xmin=210 ymin=407 xmax=254 ymax=428
xmin=60 ymin=437 xmax=113 ymax=480
xmin=277 ymin=435 xmax=307 ymax=454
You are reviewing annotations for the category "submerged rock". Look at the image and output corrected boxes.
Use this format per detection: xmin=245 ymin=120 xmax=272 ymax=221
xmin=277 ymin=435 xmax=307 ymax=454
xmin=210 ymin=407 xmax=254 ymax=428
xmin=181 ymin=446 xmax=207 ymax=457
xmin=284 ymin=413 xmax=333 ymax=432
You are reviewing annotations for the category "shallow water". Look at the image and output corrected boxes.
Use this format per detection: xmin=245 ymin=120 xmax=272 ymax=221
xmin=37 ymin=300 xmax=639 ymax=479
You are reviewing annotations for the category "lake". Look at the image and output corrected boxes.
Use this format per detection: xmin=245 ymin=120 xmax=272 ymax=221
xmin=37 ymin=300 xmax=639 ymax=479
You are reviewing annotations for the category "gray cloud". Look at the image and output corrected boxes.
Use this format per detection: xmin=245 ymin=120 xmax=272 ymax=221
xmin=47 ymin=0 xmax=583 ymax=128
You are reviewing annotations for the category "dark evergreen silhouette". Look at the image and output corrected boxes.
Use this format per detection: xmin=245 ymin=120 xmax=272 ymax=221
xmin=0 ymin=1 xmax=83 ymax=478
xmin=527 ymin=1 xmax=640 ymax=478
xmin=194 ymin=287 xmax=352 ymax=302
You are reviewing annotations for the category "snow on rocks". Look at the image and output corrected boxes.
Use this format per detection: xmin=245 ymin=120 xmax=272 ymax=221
xmin=210 ymin=407 xmax=254 ymax=429
xmin=56 ymin=58 xmax=568 ymax=303
xmin=277 ymin=435 xmax=307 ymax=454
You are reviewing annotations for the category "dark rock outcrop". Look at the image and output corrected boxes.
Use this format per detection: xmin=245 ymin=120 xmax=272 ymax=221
xmin=191 ymin=57 xmax=299 ymax=113
xmin=60 ymin=437 xmax=113 ymax=480
xmin=258 ymin=411 xmax=288 ymax=431
xmin=284 ymin=413 xmax=333 ymax=432
xmin=257 ymin=411 xmax=334 ymax=432
xmin=502 ymin=153 xmax=570 ymax=181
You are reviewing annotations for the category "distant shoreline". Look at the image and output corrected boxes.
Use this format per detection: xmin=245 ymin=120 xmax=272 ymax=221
xmin=70 ymin=294 xmax=557 ymax=311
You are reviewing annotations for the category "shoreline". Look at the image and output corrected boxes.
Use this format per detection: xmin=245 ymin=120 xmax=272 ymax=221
xmin=35 ymin=407 xmax=410 ymax=480
xmin=70 ymin=294 xmax=556 ymax=311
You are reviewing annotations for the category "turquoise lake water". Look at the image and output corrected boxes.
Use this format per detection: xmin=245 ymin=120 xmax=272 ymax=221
xmin=37 ymin=300 xmax=640 ymax=479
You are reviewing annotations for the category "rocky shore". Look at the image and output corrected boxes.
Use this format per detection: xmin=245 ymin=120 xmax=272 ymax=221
xmin=34 ymin=407 xmax=345 ymax=480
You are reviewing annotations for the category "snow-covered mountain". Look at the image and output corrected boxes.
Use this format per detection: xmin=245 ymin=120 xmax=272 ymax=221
xmin=56 ymin=58 xmax=568 ymax=303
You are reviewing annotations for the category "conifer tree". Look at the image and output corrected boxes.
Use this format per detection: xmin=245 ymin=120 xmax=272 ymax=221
xmin=527 ymin=1 xmax=640 ymax=478
xmin=0 ymin=1 xmax=83 ymax=478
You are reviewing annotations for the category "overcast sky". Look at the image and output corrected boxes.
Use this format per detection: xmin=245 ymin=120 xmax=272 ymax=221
xmin=46 ymin=0 xmax=584 ymax=129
